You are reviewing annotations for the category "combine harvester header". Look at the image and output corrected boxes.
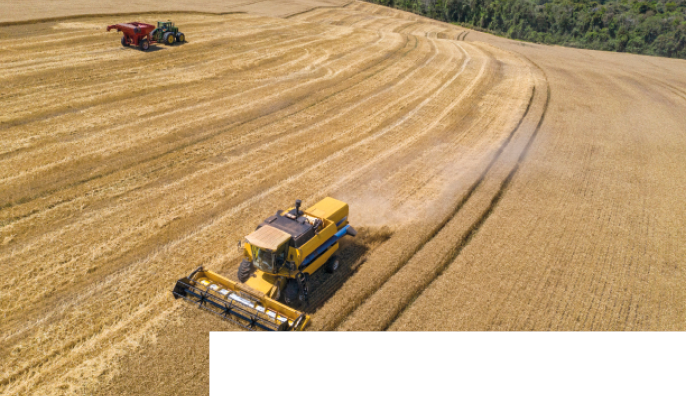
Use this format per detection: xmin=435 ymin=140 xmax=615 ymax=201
xmin=172 ymin=197 xmax=357 ymax=331
xmin=173 ymin=267 xmax=308 ymax=331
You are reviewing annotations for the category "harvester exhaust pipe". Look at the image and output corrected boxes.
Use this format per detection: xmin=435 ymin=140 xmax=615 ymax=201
xmin=295 ymin=199 xmax=302 ymax=218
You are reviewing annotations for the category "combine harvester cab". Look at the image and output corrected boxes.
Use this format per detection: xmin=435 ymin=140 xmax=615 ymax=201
xmin=172 ymin=197 xmax=357 ymax=331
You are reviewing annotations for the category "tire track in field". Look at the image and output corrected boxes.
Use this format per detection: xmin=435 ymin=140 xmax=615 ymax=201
xmin=142 ymin=34 xmax=444 ymax=273
xmin=311 ymin=42 xmax=505 ymax=330
xmin=4 ymin=33 xmax=452 ymax=358
xmin=9 ymin=3 xmax=490 ymax=346
xmin=0 ymin=17 xmax=292 ymax=65
xmin=334 ymin=51 xmax=541 ymax=330
xmin=0 ymin=22 xmax=334 ymax=155
xmin=0 ymin=23 xmax=358 ymax=156
xmin=0 ymin=31 xmax=412 ymax=247
xmin=0 ymin=15 xmax=271 ymax=47
xmin=203 ymin=38 xmax=459 ymax=273
xmin=0 ymin=18 xmax=337 ymax=119
xmin=0 ymin=29 xmax=333 ymax=156
xmin=0 ymin=34 xmax=426 ymax=303
xmin=387 ymin=60 xmax=550 ymax=330
xmin=0 ymin=17 xmax=294 ymax=77
xmin=0 ymin=31 xmax=423 ymax=339
xmin=0 ymin=23 xmax=323 ymax=109
xmin=0 ymin=35 xmax=339 ymax=171
xmin=1 ymin=31 xmax=433 ymax=318
xmin=0 ymin=27 xmax=399 ymax=209
xmin=0 ymin=19 xmax=311 ymax=88
xmin=0 ymin=20 xmax=370 ymax=147
xmin=2 ymin=34 xmax=458 ymax=388
xmin=283 ymin=0 xmax=355 ymax=18
xmin=0 ymin=3 xmax=560 ymax=393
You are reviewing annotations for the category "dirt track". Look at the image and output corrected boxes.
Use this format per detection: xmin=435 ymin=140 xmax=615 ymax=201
xmin=1 ymin=1 xmax=685 ymax=395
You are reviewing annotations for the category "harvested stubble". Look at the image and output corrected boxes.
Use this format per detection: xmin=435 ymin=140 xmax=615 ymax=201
xmin=0 ymin=6 xmax=509 ymax=394
xmin=0 ymin=0 xmax=351 ymax=24
xmin=337 ymin=70 xmax=549 ymax=331
xmin=1 ymin=1 xmax=686 ymax=395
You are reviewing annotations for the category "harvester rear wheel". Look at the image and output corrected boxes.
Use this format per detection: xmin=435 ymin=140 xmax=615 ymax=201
xmin=139 ymin=39 xmax=149 ymax=51
xmin=325 ymin=256 xmax=340 ymax=273
xmin=237 ymin=259 xmax=252 ymax=283
xmin=176 ymin=32 xmax=185 ymax=43
xmin=121 ymin=36 xmax=129 ymax=47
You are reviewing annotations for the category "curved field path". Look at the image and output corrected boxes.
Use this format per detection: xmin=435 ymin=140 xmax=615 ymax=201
xmin=0 ymin=0 xmax=351 ymax=24
xmin=1 ymin=1 xmax=684 ymax=395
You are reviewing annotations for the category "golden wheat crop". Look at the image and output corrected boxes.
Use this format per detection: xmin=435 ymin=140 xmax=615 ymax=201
xmin=1 ymin=1 xmax=685 ymax=395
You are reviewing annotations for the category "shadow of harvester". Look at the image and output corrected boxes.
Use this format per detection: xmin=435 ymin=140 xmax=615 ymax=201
xmin=305 ymin=226 xmax=393 ymax=313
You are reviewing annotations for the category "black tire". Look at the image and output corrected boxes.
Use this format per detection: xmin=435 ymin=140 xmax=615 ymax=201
xmin=283 ymin=280 xmax=300 ymax=307
xmin=163 ymin=32 xmax=175 ymax=45
xmin=139 ymin=39 xmax=149 ymax=51
xmin=325 ymin=255 xmax=340 ymax=274
xmin=121 ymin=36 xmax=129 ymax=47
xmin=237 ymin=259 xmax=252 ymax=283
xmin=176 ymin=32 xmax=185 ymax=43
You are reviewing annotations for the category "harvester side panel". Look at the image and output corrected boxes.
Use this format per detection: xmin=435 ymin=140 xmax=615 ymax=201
xmin=296 ymin=221 xmax=337 ymax=263
xmin=301 ymin=242 xmax=338 ymax=273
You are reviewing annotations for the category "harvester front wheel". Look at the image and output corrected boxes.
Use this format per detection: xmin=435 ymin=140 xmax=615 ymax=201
xmin=237 ymin=259 xmax=252 ymax=283
xmin=176 ymin=32 xmax=185 ymax=43
xmin=139 ymin=39 xmax=150 ymax=51
xmin=325 ymin=256 xmax=340 ymax=273
xmin=121 ymin=36 xmax=129 ymax=47
xmin=283 ymin=280 xmax=301 ymax=307
xmin=164 ymin=32 xmax=175 ymax=45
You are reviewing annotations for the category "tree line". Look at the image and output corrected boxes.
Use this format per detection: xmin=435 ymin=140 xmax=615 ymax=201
xmin=367 ymin=0 xmax=686 ymax=58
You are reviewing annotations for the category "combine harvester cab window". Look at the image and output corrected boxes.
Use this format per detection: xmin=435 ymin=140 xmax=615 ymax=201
xmin=251 ymin=244 xmax=286 ymax=273
xmin=252 ymin=245 xmax=273 ymax=272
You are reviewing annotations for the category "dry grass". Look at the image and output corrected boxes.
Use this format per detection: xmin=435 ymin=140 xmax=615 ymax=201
xmin=0 ymin=0 xmax=350 ymax=23
xmin=1 ymin=1 xmax=685 ymax=395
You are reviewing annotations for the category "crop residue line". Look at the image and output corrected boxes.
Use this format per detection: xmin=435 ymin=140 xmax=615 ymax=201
xmin=385 ymin=65 xmax=551 ymax=330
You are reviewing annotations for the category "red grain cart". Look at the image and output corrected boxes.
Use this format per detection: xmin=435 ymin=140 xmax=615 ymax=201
xmin=107 ymin=22 xmax=156 ymax=51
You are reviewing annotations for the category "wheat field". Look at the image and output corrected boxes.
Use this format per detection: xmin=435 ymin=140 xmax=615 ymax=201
xmin=1 ymin=1 xmax=685 ymax=395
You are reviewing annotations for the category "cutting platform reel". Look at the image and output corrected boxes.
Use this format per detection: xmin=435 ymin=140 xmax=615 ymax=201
xmin=172 ymin=267 xmax=308 ymax=331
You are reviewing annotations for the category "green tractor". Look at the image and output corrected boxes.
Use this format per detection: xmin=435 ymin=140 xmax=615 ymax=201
xmin=151 ymin=21 xmax=185 ymax=45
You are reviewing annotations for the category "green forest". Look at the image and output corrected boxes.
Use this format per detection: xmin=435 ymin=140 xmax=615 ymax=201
xmin=366 ymin=0 xmax=686 ymax=58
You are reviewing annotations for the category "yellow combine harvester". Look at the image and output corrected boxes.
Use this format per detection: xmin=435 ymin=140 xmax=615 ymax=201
xmin=172 ymin=197 xmax=357 ymax=331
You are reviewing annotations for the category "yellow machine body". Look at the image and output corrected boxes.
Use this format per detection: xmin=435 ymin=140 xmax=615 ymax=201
xmin=172 ymin=197 xmax=354 ymax=331
xmin=242 ymin=197 xmax=349 ymax=296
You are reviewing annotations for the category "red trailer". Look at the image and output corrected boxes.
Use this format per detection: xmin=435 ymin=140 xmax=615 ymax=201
xmin=107 ymin=22 xmax=156 ymax=51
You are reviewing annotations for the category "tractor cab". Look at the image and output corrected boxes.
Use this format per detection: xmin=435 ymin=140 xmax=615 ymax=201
xmin=157 ymin=21 xmax=176 ymax=32
xmin=151 ymin=21 xmax=184 ymax=45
